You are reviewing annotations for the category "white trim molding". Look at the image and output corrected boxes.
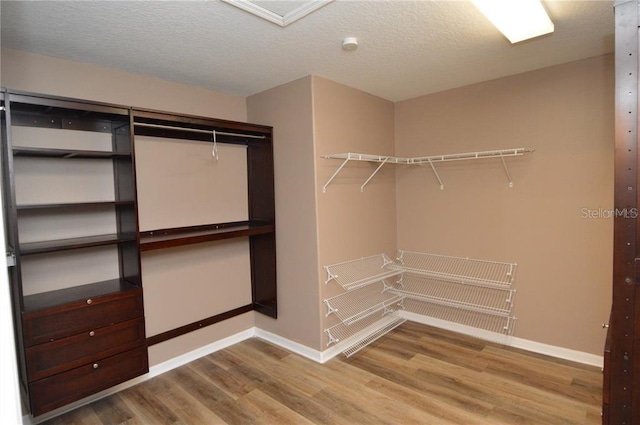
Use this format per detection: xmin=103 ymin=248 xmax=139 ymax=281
xmin=220 ymin=0 xmax=334 ymax=27
xmin=254 ymin=328 xmax=336 ymax=362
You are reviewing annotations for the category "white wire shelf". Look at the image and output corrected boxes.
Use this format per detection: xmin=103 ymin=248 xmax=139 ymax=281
xmin=325 ymin=311 xmax=406 ymax=357
xmin=321 ymin=147 xmax=534 ymax=192
xmin=401 ymin=298 xmax=516 ymax=342
xmin=324 ymin=281 xmax=404 ymax=325
xmin=323 ymin=250 xmax=519 ymax=357
xmin=324 ymin=254 xmax=401 ymax=291
xmin=394 ymin=251 xmax=517 ymax=289
xmin=390 ymin=275 xmax=515 ymax=317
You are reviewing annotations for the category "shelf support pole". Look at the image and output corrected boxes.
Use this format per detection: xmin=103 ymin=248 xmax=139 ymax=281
xmin=427 ymin=159 xmax=445 ymax=190
xmin=360 ymin=158 xmax=388 ymax=192
xmin=323 ymin=158 xmax=350 ymax=193
xmin=501 ymin=156 xmax=514 ymax=188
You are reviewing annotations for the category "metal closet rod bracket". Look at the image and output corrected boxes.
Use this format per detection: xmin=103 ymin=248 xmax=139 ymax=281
xmin=322 ymin=148 xmax=535 ymax=192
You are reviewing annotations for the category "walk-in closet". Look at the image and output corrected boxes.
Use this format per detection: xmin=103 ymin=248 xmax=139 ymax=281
xmin=0 ymin=1 xmax=622 ymax=424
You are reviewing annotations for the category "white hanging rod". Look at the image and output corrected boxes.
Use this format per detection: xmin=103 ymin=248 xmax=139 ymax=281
xmin=134 ymin=122 xmax=266 ymax=139
xmin=322 ymin=148 xmax=534 ymax=191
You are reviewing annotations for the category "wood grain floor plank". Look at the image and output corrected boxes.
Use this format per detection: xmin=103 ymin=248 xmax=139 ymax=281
xmin=187 ymin=356 xmax=256 ymax=400
xmin=225 ymin=339 xmax=326 ymax=397
xmin=365 ymin=376 xmax=491 ymax=425
xmin=118 ymin=385 xmax=181 ymax=424
xmin=348 ymin=348 xmax=495 ymax=416
xmin=90 ymin=393 xmax=137 ymax=425
xmin=146 ymin=372 xmax=228 ymax=425
xmin=242 ymin=389 xmax=317 ymax=425
xmin=233 ymin=362 xmax=347 ymax=425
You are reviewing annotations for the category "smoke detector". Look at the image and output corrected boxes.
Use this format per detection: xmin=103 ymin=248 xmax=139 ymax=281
xmin=342 ymin=37 xmax=358 ymax=51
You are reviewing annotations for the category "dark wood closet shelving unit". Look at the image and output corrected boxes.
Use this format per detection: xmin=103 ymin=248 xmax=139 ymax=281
xmin=1 ymin=90 xmax=278 ymax=418
xmin=1 ymin=90 xmax=148 ymax=417
xmin=133 ymin=108 xmax=278 ymax=324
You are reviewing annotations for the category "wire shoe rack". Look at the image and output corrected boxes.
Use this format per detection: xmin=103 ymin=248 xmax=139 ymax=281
xmin=324 ymin=253 xmax=401 ymax=290
xmin=323 ymin=251 xmax=518 ymax=357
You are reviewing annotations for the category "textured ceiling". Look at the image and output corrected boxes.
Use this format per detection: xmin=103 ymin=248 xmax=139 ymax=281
xmin=0 ymin=0 xmax=614 ymax=102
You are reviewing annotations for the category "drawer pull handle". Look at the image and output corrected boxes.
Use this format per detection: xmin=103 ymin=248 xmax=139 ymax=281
xmin=86 ymin=299 xmax=93 ymax=305
xmin=89 ymin=331 xmax=95 ymax=337
xmin=93 ymin=363 xmax=99 ymax=369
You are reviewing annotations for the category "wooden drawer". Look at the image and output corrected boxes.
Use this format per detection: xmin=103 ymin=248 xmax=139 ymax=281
xmin=23 ymin=288 xmax=143 ymax=346
xmin=26 ymin=318 xmax=145 ymax=381
xmin=29 ymin=346 xmax=148 ymax=417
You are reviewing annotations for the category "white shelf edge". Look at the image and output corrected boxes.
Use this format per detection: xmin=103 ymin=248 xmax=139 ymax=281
xmin=322 ymin=147 xmax=534 ymax=192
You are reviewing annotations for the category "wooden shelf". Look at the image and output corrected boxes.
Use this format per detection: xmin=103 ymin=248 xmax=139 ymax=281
xmin=13 ymin=147 xmax=130 ymax=159
xmin=20 ymin=233 xmax=137 ymax=255
xmin=23 ymin=278 xmax=140 ymax=313
xmin=17 ymin=200 xmax=135 ymax=211
xmin=139 ymin=221 xmax=274 ymax=252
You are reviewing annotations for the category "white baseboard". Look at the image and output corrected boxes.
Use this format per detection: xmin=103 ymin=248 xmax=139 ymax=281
xmin=509 ymin=336 xmax=603 ymax=368
xmin=148 ymin=328 xmax=255 ymax=378
xmin=254 ymin=328 xmax=335 ymax=362
xmin=400 ymin=311 xmax=604 ymax=368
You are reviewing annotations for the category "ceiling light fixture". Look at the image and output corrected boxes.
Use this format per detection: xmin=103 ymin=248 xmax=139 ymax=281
xmin=470 ymin=0 xmax=554 ymax=44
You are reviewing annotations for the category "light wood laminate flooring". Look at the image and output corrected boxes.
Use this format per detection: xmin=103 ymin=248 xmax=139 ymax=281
xmin=42 ymin=322 xmax=602 ymax=424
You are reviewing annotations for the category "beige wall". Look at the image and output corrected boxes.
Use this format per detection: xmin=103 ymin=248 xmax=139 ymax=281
xmin=1 ymin=48 xmax=246 ymax=120
xmin=247 ymin=76 xmax=323 ymax=350
xmin=1 ymin=48 xmax=255 ymax=366
xmin=395 ymin=55 xmax=614 ymax=355
xmin=248 ymin=76 xmax=397 ymax=350
xmin=312 ymin=76 xmax=397 ymax=343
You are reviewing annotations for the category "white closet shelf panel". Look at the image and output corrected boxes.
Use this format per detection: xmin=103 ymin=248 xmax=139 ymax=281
xmin=395 ymin=251 xmax=517 ymax=289
xmin=326 ymin=313 xmax=406 ymax=358
xmin=324 ymin=254 xmax=400 ymax=291
xmin=321 ymin=148 xmax=534 ymax=191
xmin=324 ymin=281 xmax=404 ymax=325
xmin=402 ymin=299 xmax=516 ymax=339
xmin=390 ymin=275 xmax=515 ymax=317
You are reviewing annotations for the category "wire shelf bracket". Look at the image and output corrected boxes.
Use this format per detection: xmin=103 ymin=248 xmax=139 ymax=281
xmin=321 ymin=148 xmax=534 ymax=192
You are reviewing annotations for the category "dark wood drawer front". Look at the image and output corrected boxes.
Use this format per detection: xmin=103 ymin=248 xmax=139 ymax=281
xmin=29 ymin=346 xmax=148 ymax=417
xmin=26 ymin=318 xmax=145 ymax=381
xmin=23 ymin=290 xmax=143 ymax=346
